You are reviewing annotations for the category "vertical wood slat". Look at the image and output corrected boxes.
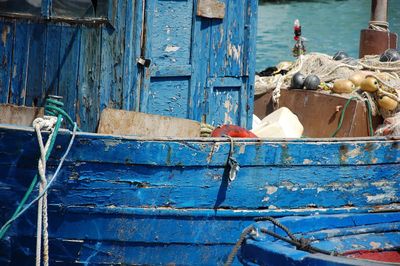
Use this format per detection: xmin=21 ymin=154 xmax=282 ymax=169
xmin=10 ymin=22 xmax=30 ymax=105
xmin=190 ymin=2 xmax=211 ymax=122
xmin=44 ymin=24 xmax=62 ymax=98
xmin=225 ymin=0 xmax=245 ymax=77
xmin=58 ymin=26 xmax=81 ymax=123
xmin=138 ymin=0 xmax=155 ymax=113
xmin=25 ymin=23 xmax=47 ymax=107
xmin=243 ymin=0 xmax=258 ymax=128
xmin=77 ymin=26 xmax=101 ymax=132
xmin=99 ymin=0 xmax=127 ymax=112
xmin=122 ymin=0 xmax=139 ymax=111
xmin=0 ymin=20 xmax=13 ymax=104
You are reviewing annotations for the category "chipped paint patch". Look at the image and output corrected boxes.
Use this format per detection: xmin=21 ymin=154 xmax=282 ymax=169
xmin=265 ymin=186 xmax=278 ymax=195
xmin=369 ymin=241 xmax=381 ymax=249
xmin=345 ymin=147 xmax=362 ymax=159
xmin=1 ymin=25 xmax=10 ymax=46
xmin=238 ymin=144 xmax=246 ymax=154
xmin=262 ymin=196 xmax=269 ymax=202
xmin=223 ymin=99 xmax=233 ymax=124
xmin=165 ymin=45 xmax=180 ymax=52
xmin=103 ymin=140 xmax=121 ymax=151
xmin=303 ymin=159 xmax=313 ymax=165
xmin=366 ymin=193 xmax=396 ymax=203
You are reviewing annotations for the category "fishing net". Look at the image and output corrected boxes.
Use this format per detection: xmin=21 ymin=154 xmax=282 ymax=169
xmin=255 ymin=52 xmax=400 ymax=120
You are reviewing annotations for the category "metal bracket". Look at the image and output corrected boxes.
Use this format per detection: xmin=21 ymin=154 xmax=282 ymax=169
xmin=137 ymin=57 xmax=151 ymax=68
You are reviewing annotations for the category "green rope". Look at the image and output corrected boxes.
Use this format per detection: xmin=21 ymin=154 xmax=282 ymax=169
xmin=0 ymin=115 xmax=62 ymax=239
xmin=0 ymin=97 xmax=77 ymax=239
xmin=364 ymin=99 xmax=374 ymax=136
xmin=330 ymin=96 xmax=374 ymax=138
xmin=45 ymin=98 xmax=81 ymax=131
xmin=330 ymin=96 xmax=357 ymax=138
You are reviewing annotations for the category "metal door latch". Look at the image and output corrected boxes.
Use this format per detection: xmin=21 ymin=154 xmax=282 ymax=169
xmin=137 ymin=57 xmax=151 ymax=67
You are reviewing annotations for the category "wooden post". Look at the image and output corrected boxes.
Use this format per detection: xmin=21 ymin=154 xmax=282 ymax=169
xmin=359 ymin=0 xmax=397 ymax=58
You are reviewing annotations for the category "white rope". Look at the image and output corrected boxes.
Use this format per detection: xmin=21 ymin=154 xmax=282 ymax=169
xmin=33 ymin=116 xmax=57 ymax=266
xmin=369 ymin=20 xmax=389 ymax=32
xmin=0 ymin=123 xmax=77 ymax=233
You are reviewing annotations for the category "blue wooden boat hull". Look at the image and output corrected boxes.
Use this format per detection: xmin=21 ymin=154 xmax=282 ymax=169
xmin=0 ymin=124 xmax=399 ymax=265
xmin=238 ymin=212 xmax=400 ymax=266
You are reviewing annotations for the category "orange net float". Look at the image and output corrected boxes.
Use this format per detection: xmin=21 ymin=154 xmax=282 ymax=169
xmin=211 ymin=125 xmax=258 ymax=138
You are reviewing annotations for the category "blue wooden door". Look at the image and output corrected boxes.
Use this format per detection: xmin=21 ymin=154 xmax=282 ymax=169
xmin=202 ymin=0 xmax=256 ymax=128
xmin=139 ymin=0 xmax=257 ymax=127
xmin=138 ymin=0 xmax=195 ymax=119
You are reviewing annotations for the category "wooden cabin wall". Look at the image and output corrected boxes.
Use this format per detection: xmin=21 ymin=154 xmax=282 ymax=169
xmin=0 ymin=0 xmax=137 ymax=132
xmin=0 ymin=0 xmax=257 ymax=132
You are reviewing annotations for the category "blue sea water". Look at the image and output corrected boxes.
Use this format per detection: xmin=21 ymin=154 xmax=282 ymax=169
xmin=256 ymin=0 xmax=400 ymax=71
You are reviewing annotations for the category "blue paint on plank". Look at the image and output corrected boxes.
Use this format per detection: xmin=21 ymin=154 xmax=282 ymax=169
xmin=77 ymin=26 xmax=101 ymax=132
xmin=25 ymin=23 xmax=47 ymax=107
xmin=243 ymin=0 xmax=258 ymax=128
xmin=151 ymin=0 xmax=193 ymax=67
xmin=43 ymin=24 xmax=62 ymax=98
xmin=4 ymin=236 xmax=234 ymax=265
xmin=58 ymin=26 xmax=81 ymax=122
xmin=225 ymin=0 xmax=245 ymax=77
xmin=189 ymin=8 xmax=211 ymax=122
xmin=0 ymin=21 xmax=13 ymax=103
xmin=122 ymin=0 xmax=139 ymax=111
xmin=99 ymin=0 xmax=126 ymax=111
xmin=9 ymin=22 xmax=30 ymax=105
xmin=240 ymin=212 xmax=400 ymax=266
xmin=147 ymin=76 xmax=190 ymax=117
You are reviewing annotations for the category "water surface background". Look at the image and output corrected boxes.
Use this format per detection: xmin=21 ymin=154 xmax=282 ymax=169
xmin=257 ymin=0 xmax=400 ymax=70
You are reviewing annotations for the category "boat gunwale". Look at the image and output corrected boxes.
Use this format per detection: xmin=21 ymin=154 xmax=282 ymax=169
xmin=0 ymin=123 xmax=399 ymax=144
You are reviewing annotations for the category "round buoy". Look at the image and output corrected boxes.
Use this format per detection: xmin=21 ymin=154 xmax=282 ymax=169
xmin=304 ymin=75 xmax=320 ymax=90
xmin=290 ymin=72 xmax=306 ymax=89
xmin=333 ymin=80 xmax=355 ymax=93
xmin=379 ymin=49 xmax=400 ymax=62
xmin=333 ymin=51 xmax=349 ymax=61
xmin=349 ymin=72 xmax=367 ymax=87
xmin=378 ymin=95 xmax=398 ymax=111
xmin=360 ymin=77 xmax=379 ymax=92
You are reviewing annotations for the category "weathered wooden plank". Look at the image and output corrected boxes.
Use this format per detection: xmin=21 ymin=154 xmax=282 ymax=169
xmin=190 ymin=8 xmax=211 ymax=122
xmin=197 ymin=0 xmax=225 ymax=19
xmin=151 ymin=0 xmax=193 ymax=67
xmin=25 ymin=23 xmax=47 ymax=107
xmin=98 ymin=109 xmax=201 ymax=137
xmin=9 ymin=22 xmax=30 ymax=105
xmin=0 ymin=126 xmax=398 ymax=167
xmin=122 ymin=0 xmax=140 ymax=111
xmin=3 ymin=236 xmax=234 ymax=265
xmin=44 ymin=24 xmax=62 ymax=98
xmin=0 ymin=21 xmax=13 ymax=104
xmin=0 ymin=104 xmax=43 ymax=126
xmin=58 ymin=26 xmax=81 ymax=123
xmin=76 ymin=26 xmax=101 ymax=132
xmin=241 ymin=213 xmax=400 ymax=266
xmin=209 ymin=16 xmax=226 ymax=78
xmin=225 ymin=0 xmax=245 ymax=77
xmin=99 ymin=0 xmax=126 ymax=111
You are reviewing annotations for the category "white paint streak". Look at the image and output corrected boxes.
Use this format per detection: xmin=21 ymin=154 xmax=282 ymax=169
xmin=223 ymin=99 xmax=233 ymax=124
xmin=366 ymin=193 xmax=396 ymax=203
xmin=165 ymin=45 xmax=180 ymax=52
xmin=262 ymin=196 xmax=270 ymax=202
